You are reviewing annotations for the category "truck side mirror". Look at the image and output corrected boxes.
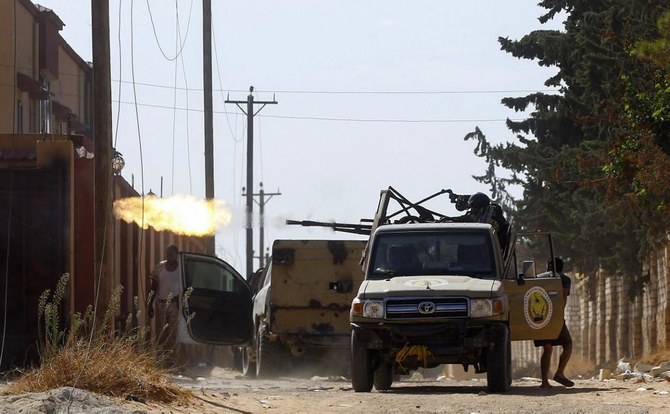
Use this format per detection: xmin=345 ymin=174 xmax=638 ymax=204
xmin=517 ymin=260 xmax=536 ymax=285
xmin=522 ymin=261 xmax=536 ymax=277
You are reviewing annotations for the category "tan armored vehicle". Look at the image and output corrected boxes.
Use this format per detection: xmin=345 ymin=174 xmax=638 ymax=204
xmin=242 ymin=239 xmax=367 ymax=377
xmin=289 ymin=187 xmax=566 ymax=393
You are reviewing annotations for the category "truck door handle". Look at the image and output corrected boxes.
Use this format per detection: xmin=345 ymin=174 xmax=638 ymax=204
xmin=548 ymin=290 xmax=559 ymax=296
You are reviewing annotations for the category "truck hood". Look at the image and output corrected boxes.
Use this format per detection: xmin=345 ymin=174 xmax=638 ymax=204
xmin=359 ymin=275 xmax=501 ymax=299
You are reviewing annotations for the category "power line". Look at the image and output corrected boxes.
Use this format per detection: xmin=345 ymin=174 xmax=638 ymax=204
xmin=111 ymin=99 xmax=526 ymax=123
xmin=108 ymin=78 xmax=561 ymax=95
xmin=233 ymin=89 xmax=561 ymax=95
xmin=0 ymin=79 xmax=559 ymax=102
xmin=145 ymin=0 xmax=194 ymax=61
xmin=0 ymin=69 xmax=561 ymax=99
xmin=0 ymin=64 xmax=563 ymax=96
xmin=260 ymin=114 xmax=518 ymax=124
xmin=212 ymin=21 xmax=241 ymax=143
xmin=113 ymin=0 xmax=124 ymax=148
xmin=170 ymin=1 xmax=193 ymax=195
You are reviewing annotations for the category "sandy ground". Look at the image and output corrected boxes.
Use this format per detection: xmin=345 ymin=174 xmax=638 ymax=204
xmin=2 ymin=366 xmax=669 ymax=414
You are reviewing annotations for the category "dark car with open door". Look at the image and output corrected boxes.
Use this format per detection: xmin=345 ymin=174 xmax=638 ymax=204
xmin=177 ymin=252 xmax=253 ymax=345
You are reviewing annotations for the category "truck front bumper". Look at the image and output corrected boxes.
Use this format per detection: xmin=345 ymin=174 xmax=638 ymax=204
xmin=351 ymin=320 xmax=503 ymax=357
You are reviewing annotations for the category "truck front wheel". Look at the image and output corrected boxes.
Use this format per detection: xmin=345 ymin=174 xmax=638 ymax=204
xmin=351 ymin=330 xmax=374 ymax=392
xmin=256 ymin=326 xmax=281 ymax=378
xmin=486 ymin=325 xmax=511 ymax=393
xmin=373 ymin=361 xmax=393 ymax=391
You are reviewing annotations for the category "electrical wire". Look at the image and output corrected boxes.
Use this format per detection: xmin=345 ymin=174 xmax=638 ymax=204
xmin=113 ymin=0 xmax=124 ymax=149
xmin=130 ymin=0 xmax=147 ymax=296
xmin=0 ymin=63 xmax=564 ymax=97
xmin=108 ymin=78 xmax=560 ymax=95
xmin=0 ymin=75 xmax=561 ymax=101
xmin=212 ymin=23 xmax=241 ymax=143
xmin=0 ymin=0 xmax=17 ymax=370
xmin=0 ymin=79 xmax=560 ymax=104
xmin=0 ymin=67 xmax=563 ymax=97
xmin=232 ymin=120 xmax=247 ymax=268
xmin=170 ymin=1 xmax=180 ymax=195
xmin=145 ymin=0 xmax=193 ymax=62
xmin=110 ymin=99 xmax=526 ymax=123
xmin=65 ymin=2 xmax=129 ymax=408
xmin=177 ymin=24 xmax=193 ymax=194
xmin=258 ymin=114 xmax=264 ymax=182
xmin=0 ymin=206 xmax=72 ymax=252
xmin=68 ymin=2 xmax=150 ymax=396
xmin=110 ymin=5 xmax=150 ymax=394
xmin=211 ymin=16 xmax=243 ymax=265
xmin=232 ymin=117 xmax=243 ymax=266
xmin=260 ymin=113 xmax=516 ymax=124
xmin=245 ymin=88 xmax=561 ymax=95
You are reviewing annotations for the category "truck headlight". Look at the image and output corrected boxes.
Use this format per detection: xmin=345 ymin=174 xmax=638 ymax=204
xmin=363 ymin=300 xmax=385 ymax=318
xmin=470 ymin=298 xmax=505 ymax=317
xmin=351 ymin=298 xmax=385 ymax=319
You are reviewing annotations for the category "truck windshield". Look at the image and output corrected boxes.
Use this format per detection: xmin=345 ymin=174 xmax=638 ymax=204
xmin=368 ymin=231 xmax=495 ymax=279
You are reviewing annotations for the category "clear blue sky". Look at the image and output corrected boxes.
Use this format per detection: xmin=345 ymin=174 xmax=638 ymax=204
xmin=37 ymin=1 xmax=563 ymax=272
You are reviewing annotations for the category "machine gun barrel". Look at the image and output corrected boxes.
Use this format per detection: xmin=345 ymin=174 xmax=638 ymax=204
xmin=446 ymin=189 xmax=471 ymax=212
xmin=285 ymin=219 xmax=372 ymax=235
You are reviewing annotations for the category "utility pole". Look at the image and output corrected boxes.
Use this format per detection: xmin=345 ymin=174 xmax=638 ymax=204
xmin=92 ymin=0 xmax=113 ymax=316
xmin=202 ymin=0 xmax=215 ymax=255
xmin=226 ymin=87 xmax=277 ymax=278
xmin=242 ymin=182 xmax=281 ymax=269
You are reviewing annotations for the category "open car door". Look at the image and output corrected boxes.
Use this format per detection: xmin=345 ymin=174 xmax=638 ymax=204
xmin=503 ymin=232 xmax=565 ymax=341
xmin=179 ymin=252 xmax=253 ymax=345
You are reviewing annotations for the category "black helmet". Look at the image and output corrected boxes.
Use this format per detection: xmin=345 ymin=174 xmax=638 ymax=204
xmin=547 ymin=257 xmax=564 ymax=272
xmin=468 ymin=192 xmax=490 ymax=209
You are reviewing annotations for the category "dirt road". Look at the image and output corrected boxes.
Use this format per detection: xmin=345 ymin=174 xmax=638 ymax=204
xmin=3 ymin=366 xmax=669 ymax=413
xmin=127 ymin=366 xmax=670 ymax=414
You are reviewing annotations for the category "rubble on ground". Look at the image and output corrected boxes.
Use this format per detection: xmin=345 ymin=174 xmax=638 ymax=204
xmin=596 ymin=358 xmax=670 ymax=383
xmin=0 ymin=387 xmax=144 ymax=414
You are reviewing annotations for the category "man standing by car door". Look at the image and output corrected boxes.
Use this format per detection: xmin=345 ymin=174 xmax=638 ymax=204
xmin=148 ymin=244 xmax=182 ymax=367
xmin=534 ymin=257 xmax=574 ymax=388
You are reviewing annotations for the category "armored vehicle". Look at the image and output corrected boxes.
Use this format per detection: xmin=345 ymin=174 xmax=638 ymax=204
xmin=242 ymin=239 xmax=367 ymax=377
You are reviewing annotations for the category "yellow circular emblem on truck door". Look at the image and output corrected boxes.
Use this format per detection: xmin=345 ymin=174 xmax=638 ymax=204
xmin=523 ymin=286 xmax=553 ymax=329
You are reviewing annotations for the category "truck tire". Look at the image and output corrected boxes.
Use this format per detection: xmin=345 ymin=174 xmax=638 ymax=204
xmin=242 ymin=346 xmax=256 ymax=378
xmin=351 ymin=330 xmax=373 ymax=392
xmin=486 ymin=325 xmax=511 ymax=393
xmin=256 ymin=326 xmax=281 ymax=378
xmin=373 ymin=361 xmax=393 ymax=391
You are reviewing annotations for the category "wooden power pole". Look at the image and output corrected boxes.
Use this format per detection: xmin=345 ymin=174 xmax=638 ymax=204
xmin=203 ymin=0 xmax=215 ymax=255
xmin=225 ymin=87 xmax=277 ymax=278
xmin=92 ymin=0 xmax=113 ymax=314
xmin=243 ymin=182 xmax=281 ymax=269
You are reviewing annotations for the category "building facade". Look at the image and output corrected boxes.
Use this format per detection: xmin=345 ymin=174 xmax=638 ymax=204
xmin=0 ymin=1 xmax=208 ymax=370
xmin=1 ymin=0 xmax=92 ymax=137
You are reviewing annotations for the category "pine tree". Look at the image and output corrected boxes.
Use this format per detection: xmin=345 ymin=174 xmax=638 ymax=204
xmin=466 ymin=1 xmax=670 ymax=278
